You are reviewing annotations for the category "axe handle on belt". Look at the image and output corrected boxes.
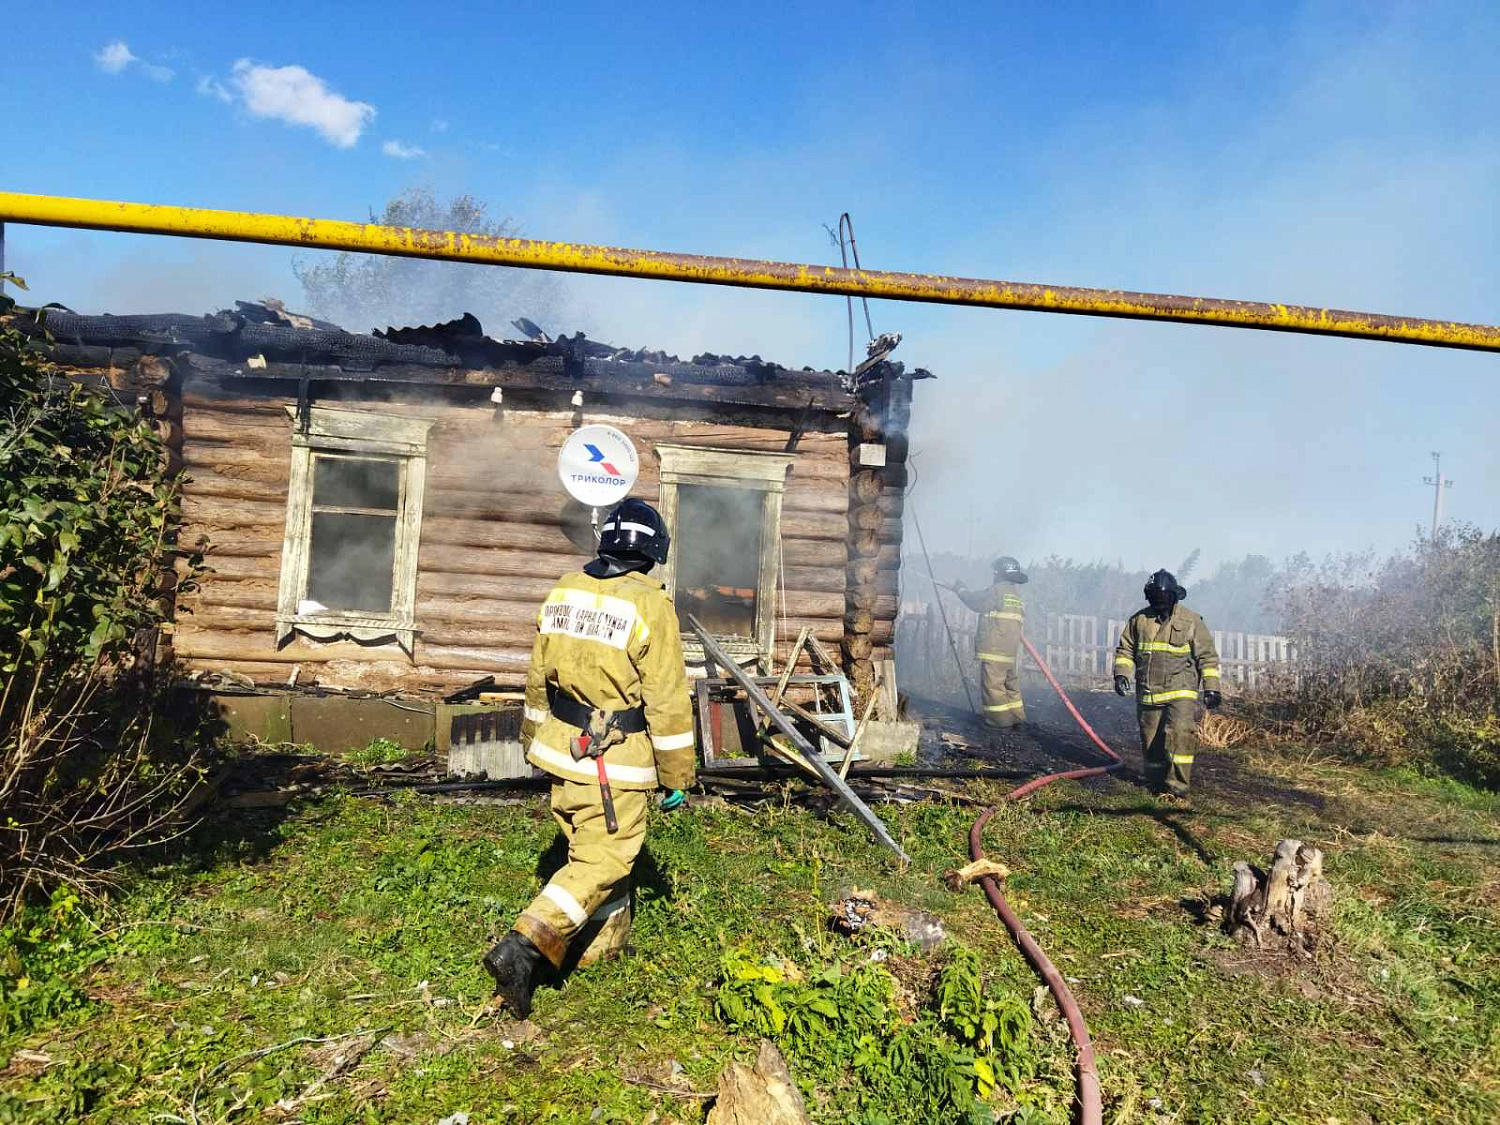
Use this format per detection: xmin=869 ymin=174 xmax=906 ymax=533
xmin=593 ymin=754 xmax=618 ymax=834
xmin=571 ymin=707 xmax=622 ymax=834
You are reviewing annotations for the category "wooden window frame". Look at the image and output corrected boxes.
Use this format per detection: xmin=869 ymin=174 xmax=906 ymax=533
xmin=275 ymin=406 xmax=435 ymax=654
xmin=655 ymin=444 xmax=795 ymax=667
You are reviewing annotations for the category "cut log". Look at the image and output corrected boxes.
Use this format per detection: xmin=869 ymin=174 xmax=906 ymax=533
xmin=187 ymin=554 xmax=279 ymax=581
xmin=180 ymin=466 xmax=290 ymax=504
xmin=776 ymin=620 xmax=843 ymax=645
xmin=781 ymin=566 xmax=846 ymax=594
xmin=418 ymin=568 xmax=591 ymax=599
xmin=149 ymin=388 xmax=182 ymax=420
xmin=183 ymin=495 xmax=286 ymax=529
xmin=151 ymin=417 xmax=184 ymax=447
xmin=195 ymin=531 xmax=281 ymax=559
xmin=847 ymin=557 xmax=879 ymax=588
xmin=850 ymin=472 xmax=883 ymax=503
xmin=783 ymin=539 xmax=845 ymax=569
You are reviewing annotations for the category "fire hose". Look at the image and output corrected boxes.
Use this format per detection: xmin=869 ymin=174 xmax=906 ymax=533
xmin=970 ymin=634 xmax=1125 ymax=1125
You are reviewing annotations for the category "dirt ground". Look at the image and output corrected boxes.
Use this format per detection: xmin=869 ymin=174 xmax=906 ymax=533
xmin=909 ymin=683 xmax=1326 ymax=810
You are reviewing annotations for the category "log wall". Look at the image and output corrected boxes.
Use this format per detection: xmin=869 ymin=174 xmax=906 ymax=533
xmin=843 ymin=370 xmax=914 ymax=702
xmin=172 ymin=373 xmax=861 ymax=693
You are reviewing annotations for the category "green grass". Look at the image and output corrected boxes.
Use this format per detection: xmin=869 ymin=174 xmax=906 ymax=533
xmin=1 ymin=750 xmax=1497 ymax=1124
xmin=345 ymin=737 xmax=420 ymax=766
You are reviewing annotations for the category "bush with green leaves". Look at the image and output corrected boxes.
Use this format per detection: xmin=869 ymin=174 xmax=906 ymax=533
xmin=0 ymin=276 xmax=206 ymax=917
xmin=716 ymin=943 xmax=1036 ymax=1124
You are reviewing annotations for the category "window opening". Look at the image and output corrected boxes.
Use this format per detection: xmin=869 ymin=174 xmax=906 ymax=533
xmin=673 ymin=483 xmax=764 ymax=638
xmin=274 ymin=405 xmax=435 ymax=653
xmin=304 ymin=455 xmax=401 ymax=614
xmin=654 ymin=444 xmax=795 ymax=666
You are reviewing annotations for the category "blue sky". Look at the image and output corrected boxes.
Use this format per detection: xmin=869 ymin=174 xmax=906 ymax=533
xmin=5 ymin=2 xmax=1498 ymax=586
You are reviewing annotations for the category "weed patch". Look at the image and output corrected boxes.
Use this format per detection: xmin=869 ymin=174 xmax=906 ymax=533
xmin=716 ymin=943 xmax=1040 ymax=1123
xmin=347 ymin=737 xmax=419 ymax=766
xmin=0 ymin=889 xmax=111 ymax=1037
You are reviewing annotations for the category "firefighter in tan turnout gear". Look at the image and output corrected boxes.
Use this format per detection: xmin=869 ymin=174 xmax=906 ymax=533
xmin=954 ymin=556 xmax=1029 ymax=728
xmin=485 ymin=498 xmax=695 ymax=1018
xmin=1113 ymin=569 xmax=1222 ymax=797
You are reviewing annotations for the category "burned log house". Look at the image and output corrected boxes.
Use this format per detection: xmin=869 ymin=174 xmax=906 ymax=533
xmin=23 ymin=303 xmax=925 ymax=752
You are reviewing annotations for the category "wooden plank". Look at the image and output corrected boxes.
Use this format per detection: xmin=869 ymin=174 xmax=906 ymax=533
xmin=759 ymin=627 xmax=811 ymax=742
xmin=805 ymin=633 xmax=840 ymax=674
xmin=781 ymin=697 xmax=853 ymax=749
xmin=839 ymin=687 xmax=883 ymax=780
xmin=877 ymin=659 xmax=899 ymax=721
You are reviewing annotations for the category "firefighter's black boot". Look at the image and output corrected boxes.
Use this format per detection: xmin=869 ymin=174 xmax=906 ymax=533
xmin=484 ymin=931 xmax=544 ymax=1019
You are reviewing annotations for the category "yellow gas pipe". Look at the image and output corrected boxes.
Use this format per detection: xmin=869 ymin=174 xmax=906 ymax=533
xmin=2 ymin=191 xmax=1498 ymax=353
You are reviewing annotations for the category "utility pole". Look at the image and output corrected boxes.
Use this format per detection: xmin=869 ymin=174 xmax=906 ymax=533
xmin=1423 ymin=452 xmax=1453 ymax=539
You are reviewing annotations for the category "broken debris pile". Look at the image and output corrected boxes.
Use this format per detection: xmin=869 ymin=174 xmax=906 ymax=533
xmin=829 ymin=887 xmax=946 ymax=951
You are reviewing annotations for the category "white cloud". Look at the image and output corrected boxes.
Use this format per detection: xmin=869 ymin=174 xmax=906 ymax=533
xmin=381 ymin=140 xmax=427 ymax=160
xmin=94 ymin=41 xmax=136 ymax=74
xmin=430 ymin=118 xmax=449 ymax=133
xmin=227 ymin=59 xmax=375 ymax=148
xmin=196 ymin=75 xmax=232 ymax=103
xmin=94 ymin=40 xmax=174 ymax=81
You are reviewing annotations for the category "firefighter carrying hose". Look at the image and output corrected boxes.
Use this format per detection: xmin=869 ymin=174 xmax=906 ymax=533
xmin=953 ymin=556 xmax=1029 ymax=728
xmin=1113 ymin=569 xmax=1221 ymax=798
xmin=485 ymin=498 xmax=696 ymax=1018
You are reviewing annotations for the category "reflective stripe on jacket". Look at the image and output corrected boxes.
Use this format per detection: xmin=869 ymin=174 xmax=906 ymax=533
xmin=520 ymin=569 xmax=696 ymax=791
xmin=1114 ymin=605 xmax=1220 ymax=706
xmin=956 ymin=583 xmax=1024 ymax=662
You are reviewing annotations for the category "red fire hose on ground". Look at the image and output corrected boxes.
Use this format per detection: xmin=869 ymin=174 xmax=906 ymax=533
xmin=969 ymin=635 xmax=1126 ymax=1125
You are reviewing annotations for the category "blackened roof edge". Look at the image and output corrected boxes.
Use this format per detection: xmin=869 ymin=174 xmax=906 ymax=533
xmin=9 ymin=303 xmax=936 ymax=394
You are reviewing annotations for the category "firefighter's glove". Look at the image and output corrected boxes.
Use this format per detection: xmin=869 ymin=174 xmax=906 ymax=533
xmin=1113 ymin=675 xmax=1131 ymax=697
xmin=660 ymin=789 xmax=686 ymax=812
xmin=1203 ymin=690 xmax=1222 ymax=710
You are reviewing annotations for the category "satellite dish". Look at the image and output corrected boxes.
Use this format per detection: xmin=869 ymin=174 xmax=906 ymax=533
xmin=557 ymin=424 xmax=639 ymax=509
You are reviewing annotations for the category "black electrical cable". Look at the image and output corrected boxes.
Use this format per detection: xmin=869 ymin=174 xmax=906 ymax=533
xmin=835 ymin=212 xmax=876 ymax=373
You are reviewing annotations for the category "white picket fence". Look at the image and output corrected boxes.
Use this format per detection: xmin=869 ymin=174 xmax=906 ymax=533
xmin=895 ymin=600 xmax=1291 ymax=698
xmin=1038 ymin=613 xmax=1291 ymax=688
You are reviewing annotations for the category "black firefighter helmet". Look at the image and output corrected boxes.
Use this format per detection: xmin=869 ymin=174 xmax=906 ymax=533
xmin=1144 ymin=568 xmax=1187 ymax=609
xmin=992 ymin=556 xmax=1029 ymax=585
xmin=598 ymin=498 xmax=670 ymax=566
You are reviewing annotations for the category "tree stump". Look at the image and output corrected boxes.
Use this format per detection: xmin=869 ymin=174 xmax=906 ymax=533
xmin=706 ymin=1040 xmax=811 ymax=1125
xmin=1225 ymin=839 xmax=1332 ymax=955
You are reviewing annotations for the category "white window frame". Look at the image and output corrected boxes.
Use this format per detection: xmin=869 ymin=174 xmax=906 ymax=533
xmin=275 ymin=405 xmax=435 ymax=654
xmin=655 ymin=444 xmax=795 ymax=666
